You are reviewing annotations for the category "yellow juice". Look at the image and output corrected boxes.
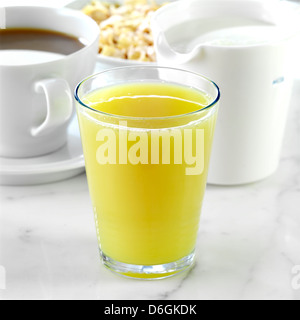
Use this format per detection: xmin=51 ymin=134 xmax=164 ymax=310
xmin=77 ymin=83 xmax=218 ymax=266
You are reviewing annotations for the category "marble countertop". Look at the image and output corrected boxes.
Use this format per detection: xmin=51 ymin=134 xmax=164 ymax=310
xmin=1 ymin=0 xmax=300 ymax=301
xmin=0 ymin=79 xmax=299 ymax=300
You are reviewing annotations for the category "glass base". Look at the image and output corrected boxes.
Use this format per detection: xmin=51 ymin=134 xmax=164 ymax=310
xmin=100 ymin=250 xmax=196 ymax=280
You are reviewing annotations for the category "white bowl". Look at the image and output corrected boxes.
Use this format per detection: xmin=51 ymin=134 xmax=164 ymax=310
xmin=66 ymin=0 xmax=177 ymax=70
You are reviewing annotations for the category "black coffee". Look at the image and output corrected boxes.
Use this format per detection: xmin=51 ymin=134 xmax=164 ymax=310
xmin=0 ymin=28 xmax=85 ymax=55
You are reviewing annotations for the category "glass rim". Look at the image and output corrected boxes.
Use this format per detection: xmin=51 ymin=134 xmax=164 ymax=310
xmin=74 ymin=66 xmax=220 ymax=121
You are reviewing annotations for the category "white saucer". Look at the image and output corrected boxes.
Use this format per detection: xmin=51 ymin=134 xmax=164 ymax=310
xmin=0 ymin=117 xmax=85 ymax=186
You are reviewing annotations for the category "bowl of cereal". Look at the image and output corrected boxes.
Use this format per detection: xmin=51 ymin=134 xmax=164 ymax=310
xmin=66 ymin=0 xmax=172 ymax=70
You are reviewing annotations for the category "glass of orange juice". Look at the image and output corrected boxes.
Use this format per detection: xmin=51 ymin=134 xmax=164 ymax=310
xmin=75 ymin=66 xmax=220 ymax=279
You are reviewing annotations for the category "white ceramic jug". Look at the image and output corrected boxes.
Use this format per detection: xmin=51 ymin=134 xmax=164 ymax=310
xmin=152 ymin=0 xmax=300 ymax=185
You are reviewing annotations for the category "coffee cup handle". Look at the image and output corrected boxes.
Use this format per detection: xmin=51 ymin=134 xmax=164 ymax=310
xmin=31 ymin=78 xmax=73 ymax=137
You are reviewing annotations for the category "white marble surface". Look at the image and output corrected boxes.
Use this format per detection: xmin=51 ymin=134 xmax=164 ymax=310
xmin=1 ymin=0 xmax=300 ymax=301
xmin=0 ymin=79 xmax=299 ymax=300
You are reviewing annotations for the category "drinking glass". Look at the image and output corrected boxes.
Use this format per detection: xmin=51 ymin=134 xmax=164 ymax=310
xmin=75 ymin=66 xmax=220 ymax=279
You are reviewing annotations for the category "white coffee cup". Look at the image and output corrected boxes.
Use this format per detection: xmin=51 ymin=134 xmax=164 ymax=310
xmin=0 ymin=6 xmax=99 ymax=158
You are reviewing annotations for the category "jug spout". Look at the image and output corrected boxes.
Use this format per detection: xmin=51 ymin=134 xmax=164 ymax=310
xmin=154 ymin=30 xmax=203 ymax=65
xmin=151 ymin=0 xmax=207 ymax=65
